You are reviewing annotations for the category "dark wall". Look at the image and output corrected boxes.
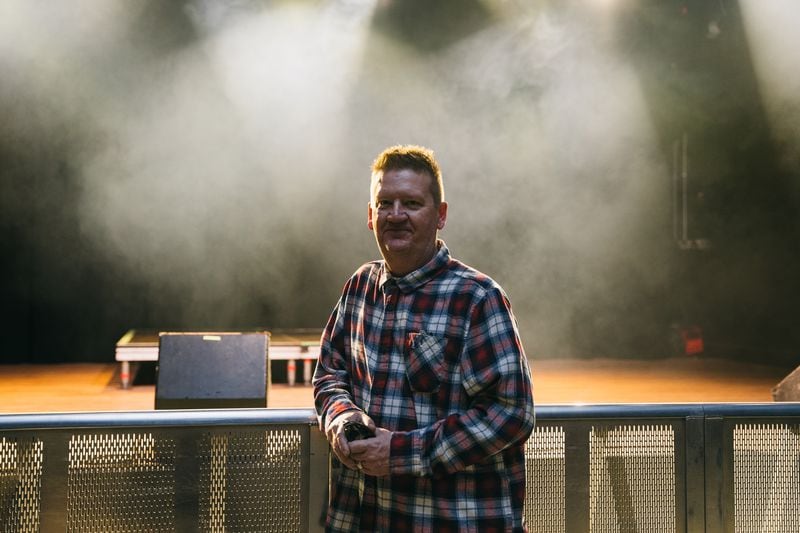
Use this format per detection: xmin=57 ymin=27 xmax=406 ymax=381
xmin=0 ymin=149 xmax=173 ymax=362
xmin=617 ymin=1 xmax=800 ymax=363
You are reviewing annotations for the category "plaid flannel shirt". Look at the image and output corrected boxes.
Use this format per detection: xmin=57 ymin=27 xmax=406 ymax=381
xmin=313 ymin=241 xmax=535 ymax=532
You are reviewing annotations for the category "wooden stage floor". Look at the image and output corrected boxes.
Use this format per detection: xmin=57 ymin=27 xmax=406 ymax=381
xmin=0 ymin=357 xmax=792 ymax=414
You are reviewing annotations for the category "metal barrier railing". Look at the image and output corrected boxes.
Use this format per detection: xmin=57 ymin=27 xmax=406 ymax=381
xmin=0 ymin=409 xmax=328 ymax=533
xmin=2 ymin=404 xmax=800 ymax=532
xmin=529 ymin=403 xmax=800 ymax=533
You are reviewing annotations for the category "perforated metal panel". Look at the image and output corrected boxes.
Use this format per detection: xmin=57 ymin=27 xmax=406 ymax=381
xmin=0 ymin=437 xmax=43 ymax=533
xmin=524 ymin=426 xmax=566 ymax=533
xmin=590 ymin=425 xmax=676 ymax=532
xmin=734 ymin=424 xmax=800 ymax=532
xmin=67 ymin=433 xmax=177 ymax=532
xmin=198 ymin=429 xmax=303 ymax=532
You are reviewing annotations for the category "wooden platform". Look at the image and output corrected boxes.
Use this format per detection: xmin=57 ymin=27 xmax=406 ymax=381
xmin=115 ymin=329 xmax=322 ymax=388
xmin=0 ymin=357 xmax=792 ymax=414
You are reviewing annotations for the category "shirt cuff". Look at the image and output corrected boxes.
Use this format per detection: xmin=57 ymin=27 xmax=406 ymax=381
xmin=322 ymin=399 xmax=359 ymax=431
xmin=389 ymin=431 xmax=428 ymax=476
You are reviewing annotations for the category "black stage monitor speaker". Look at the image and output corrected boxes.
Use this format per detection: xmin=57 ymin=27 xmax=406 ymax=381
xmin=155 ymin=332 xmax=270 ymax=409
xmin=772 ymin=365 xmax=800 ymax=402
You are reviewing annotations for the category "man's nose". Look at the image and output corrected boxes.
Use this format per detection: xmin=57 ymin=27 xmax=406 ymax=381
xmin=387 ymin=200 xmax=407 ymax=218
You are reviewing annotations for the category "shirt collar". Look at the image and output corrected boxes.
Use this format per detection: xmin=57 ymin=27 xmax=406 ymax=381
xmin=380 ymin=240 xmax=450 ymax=293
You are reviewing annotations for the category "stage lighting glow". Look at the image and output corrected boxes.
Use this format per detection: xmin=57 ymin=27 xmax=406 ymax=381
xmin=193 ymin=0 xmax=377 ymax=152
xmin=3 ymin=0 xmax=679 ymax=358
xmin=585 ymin=0 xmax=625 ymax=12
xmin=740 ymin=0 xmax=800 ymax=169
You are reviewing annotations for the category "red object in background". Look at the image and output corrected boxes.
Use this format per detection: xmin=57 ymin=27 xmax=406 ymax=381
xmin=681 ymin=326 xmax=704 ymax=355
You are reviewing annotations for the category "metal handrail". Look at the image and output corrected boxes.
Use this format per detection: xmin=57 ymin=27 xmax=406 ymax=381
xmin=4 ymin=403 xmax=800 ymax=429
xmin=0 ymin=407 xmax=318 ymax=430
xmin=536 ymin=402 xmax=800 ymax=419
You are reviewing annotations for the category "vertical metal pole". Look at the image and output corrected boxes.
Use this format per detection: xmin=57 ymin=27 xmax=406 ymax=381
xmin=120 ymin=361 xmax=131 ymax=389
xmin=175 ymin=429 xmax=201 ymax=533
xmin=306 ymin=425 xmax=329 ymax=533
xmin=266 ymin=336 xmax=272 ymax=407
xmin=721 ymin=419 xmax=735 ymax=533
xmin=682 ymin=133 xmax=689 ymax=243
xmin=684 ymin=416 xmax=706 ymax=533
xmin=704 ymin=416 xmax=727 ymax=533
xmin=673 ymin=139 xmax=680 ymax=242
xmin=564 ymin=421 xmax=591 ymax=532
xmin=39 ymin=431 xmax=70 ymax=532
xmin=288 ymin=359 xmax=297 ymax=387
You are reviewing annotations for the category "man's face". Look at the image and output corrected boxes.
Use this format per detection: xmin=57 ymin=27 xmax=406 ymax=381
xmin=368 ymin=168 xmax=447 ymax=276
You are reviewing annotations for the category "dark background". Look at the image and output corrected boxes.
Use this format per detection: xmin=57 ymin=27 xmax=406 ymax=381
xmin=1 ymin=0 xmax=799 ymax=366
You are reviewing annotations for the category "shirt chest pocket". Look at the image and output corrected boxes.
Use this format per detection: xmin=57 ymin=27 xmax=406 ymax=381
xmin=405 ymin=332 xmax=446 ymax=393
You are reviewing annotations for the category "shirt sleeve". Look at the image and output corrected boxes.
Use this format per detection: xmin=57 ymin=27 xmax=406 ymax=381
xmin=312 ymin=282 xmax=361 ymax=432
xmin=389 ymin=286 xmax=535 ymax=477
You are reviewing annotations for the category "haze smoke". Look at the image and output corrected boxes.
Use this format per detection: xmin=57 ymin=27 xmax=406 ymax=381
xmin=4 ymin=0 xmax=796 ymax=359
xmin=740 ymin=0 xmax=800 ymax=179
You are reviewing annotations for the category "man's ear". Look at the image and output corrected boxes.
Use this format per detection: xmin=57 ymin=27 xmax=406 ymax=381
xmin=367 ymin=202 xmax=374 ymax=231
xmin=437 ymin=201 xmax=448 ymax=230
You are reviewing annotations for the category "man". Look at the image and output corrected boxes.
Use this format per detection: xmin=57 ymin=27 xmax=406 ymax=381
xmin=313 ymin=145 xmax=535 ymax=532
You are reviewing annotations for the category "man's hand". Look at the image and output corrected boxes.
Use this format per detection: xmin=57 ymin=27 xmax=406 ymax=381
xmin=349 ymin=428 xmax=392 ymax=477
xmin=325 ymin=411 xmax=375 ymax=470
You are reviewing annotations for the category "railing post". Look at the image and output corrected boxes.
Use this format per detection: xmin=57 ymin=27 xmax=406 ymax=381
xmin=174 ymin=427 xmax=201 ymax=532
xmin=704 ymin=416 xmax=727 ymax=533
xmin=307 ymin=425 xmax=329 ymax=533
xmin=564 ymin=421 xmax=591 ymax=532
xmin=684 ymin=415 xmax=706 ymax=533
xmin=39 ymin=431 xmax=69 ymax=532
